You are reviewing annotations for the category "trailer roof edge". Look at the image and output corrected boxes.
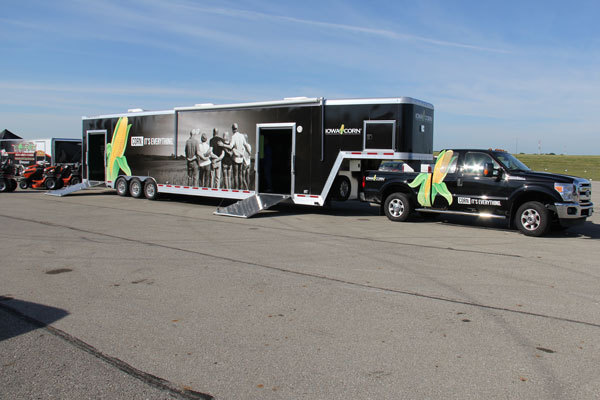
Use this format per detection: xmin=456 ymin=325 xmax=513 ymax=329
xmin=324 ymin=97 xmax=433 ymax=109
xmin=175 ymin=97 xmax=322 ymax=111
xmin=82 ymin=110 xmax=175 ymax=120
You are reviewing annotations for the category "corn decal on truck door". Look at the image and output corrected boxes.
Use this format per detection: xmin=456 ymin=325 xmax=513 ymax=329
xmin=106 ymin=117 xmax=132 ymax=182
xmin=408 ymin=149 xmax=456 ymax=207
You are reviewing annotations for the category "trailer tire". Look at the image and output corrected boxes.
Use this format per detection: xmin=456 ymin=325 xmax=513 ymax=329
xmin=9 ymin=180 xmax=17 ymax=192
xmin=332 ymin=176 xmax=351 ymax=201
xmin=384 ymin=192 xmax=411 ymax=222
xmin=515 ymin=201 xmax=550 ymax=237
xmin=129 ymin=178 xmax=144 ymax=198
xmin=0 ymin=179 xmax=7 ymax=193
xmin=19 ymin=180 xmax=29 ymax=190
xmin=45 ymin=177 xmax=58 ymax=190
xmin=115 ymin=177 xmax=129 ymax=196
xmin=144 ymin=180 xmax=158 ymax=200
xmin=70 ymin=176 xmax=81 ymax=186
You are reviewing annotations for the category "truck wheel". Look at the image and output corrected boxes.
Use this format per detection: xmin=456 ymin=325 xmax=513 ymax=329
xmin=115 ymin=177 xmax=129 ymax=196
xmin=144 ymin=180 xmax=158 ymax=200
xmin=384 ymin=192 xmax=411 ymax=222
xmin=332 ymin=176 xmax=351 ymax=201
xmin=9 ymin=180 xmax=18 ymax=192
xmin=45 ymin=178 xmax=58 ymax=190
xmin=515 ymin=201 xmax=550 ymax=237
xmin=129 ymin=178 xmax=143 ymax=198
xmin=0 ymin=179 xmax=7 ymax=192
xmin=19 ymin=180 xmax=29 ymax=190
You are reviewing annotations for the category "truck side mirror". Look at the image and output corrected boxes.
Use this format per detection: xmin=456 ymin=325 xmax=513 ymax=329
xmin=483 ymin=162 xmax=494 ymax=177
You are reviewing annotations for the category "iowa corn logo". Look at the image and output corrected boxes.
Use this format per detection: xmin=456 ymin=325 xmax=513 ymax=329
xmin=408 ymin=150 xmax=456 ymax=207
xmin=106 ymin=117 xmax=132 ymax=182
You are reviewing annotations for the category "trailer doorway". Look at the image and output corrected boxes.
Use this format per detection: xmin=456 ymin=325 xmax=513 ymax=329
xmin=86 ymin=130 xmax=106 ymax=181
xmin=256 ymin=124 xmax=295 ymax=195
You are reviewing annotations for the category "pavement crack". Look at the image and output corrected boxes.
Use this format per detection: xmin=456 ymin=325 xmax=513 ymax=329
xmin=1 ymin=213 xmax=599 ymax=330
xmin=0 ymin=300 xmax=214 ymax=400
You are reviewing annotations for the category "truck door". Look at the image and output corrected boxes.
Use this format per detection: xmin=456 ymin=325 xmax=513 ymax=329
xmin=454 ymin=151 xmax=510 ymax=215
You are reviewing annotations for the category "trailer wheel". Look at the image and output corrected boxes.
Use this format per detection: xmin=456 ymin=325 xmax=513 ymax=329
xmin=384 ymin=192 xmax=411 ymax=222
xmin=19 ymin=180 xmax=29 ymax=190
xmin=45 ymin=177 xmax=58 ymax=190
xmin=9 ymin=180 xmax=17 ymax=192
xmin=515 ymin=201 xmax=550 ymax=237
xmin=0 ymin=179 xmax=7 ymax=192
xmin=115 ymin=177 xmax=129 ymax=196
xmin=70 ymin=176 xmax=81 ymax=186
xmin=129 ymin=178 xmax=144 ymax=198
xmin=144 ymin=180 xmax=158 ymax=200
xmin=332 ymin=176 xmax=351 ymax=201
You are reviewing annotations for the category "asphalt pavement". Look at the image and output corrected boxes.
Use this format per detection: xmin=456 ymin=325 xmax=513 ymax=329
xmin=1 ymin=184 xmax=599 ymax=399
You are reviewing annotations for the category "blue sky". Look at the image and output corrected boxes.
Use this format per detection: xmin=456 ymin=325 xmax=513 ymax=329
xmin=1 ymin=0 xmax=599 ymax=154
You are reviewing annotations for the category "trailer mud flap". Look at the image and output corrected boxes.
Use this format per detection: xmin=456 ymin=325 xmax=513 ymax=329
xmin=214 ymin=194 xmax=290 ymax=218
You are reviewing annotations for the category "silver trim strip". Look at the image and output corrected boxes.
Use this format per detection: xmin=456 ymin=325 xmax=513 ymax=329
xmin=324 ymin=97 xmax=434 ymax=109
xmin=83 ymin=110 xmax=175 ymax=120
xmin=176 ymin=98 xmax=322 ymax=111
xmin=415 ymin=208 xmax=507 ymax=219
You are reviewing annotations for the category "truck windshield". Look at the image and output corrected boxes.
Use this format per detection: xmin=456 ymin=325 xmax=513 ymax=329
xmin=493 ymin=152 xmax=530 ymax=171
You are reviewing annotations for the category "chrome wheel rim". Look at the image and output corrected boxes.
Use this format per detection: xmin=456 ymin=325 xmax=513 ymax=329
xmin=520 ymin=208 xmax=540 ymax=231
xmin=388 ymin=198 xmax=405 ymax=217
xmin=146 ymin=184 xmax=155 ymax=197
xmin=117 ymin=180 xmax=126 ymax=193
xmin=339 ymin=180 xmax=350 ymax=198
xmin=131 ymin=182 xmax=141 ymax=196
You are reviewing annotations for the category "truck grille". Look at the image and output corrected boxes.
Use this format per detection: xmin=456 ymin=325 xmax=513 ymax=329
xmin=577 ymin=181 xmax=592 ymax=203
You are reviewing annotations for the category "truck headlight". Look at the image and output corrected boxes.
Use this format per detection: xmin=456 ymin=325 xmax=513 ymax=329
xmin=554 ymin=183 xmax=575 ymax=202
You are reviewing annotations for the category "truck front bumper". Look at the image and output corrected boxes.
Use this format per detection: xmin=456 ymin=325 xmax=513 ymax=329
xmin=552 ymin=202 xmax=594 ymax=225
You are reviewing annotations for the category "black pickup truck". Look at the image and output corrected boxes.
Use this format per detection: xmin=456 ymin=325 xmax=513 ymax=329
xmin=361 ymin=149 xmax=594 ymax=236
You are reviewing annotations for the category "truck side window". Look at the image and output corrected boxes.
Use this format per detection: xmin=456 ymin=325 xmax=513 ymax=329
xmin=462 ymin=152 xmax=499 ymax=176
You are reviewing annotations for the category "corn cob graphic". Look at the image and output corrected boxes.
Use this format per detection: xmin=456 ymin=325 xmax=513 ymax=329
xmin=106 ymin=117 xmax=132 ymax=182
xmin=408 ymin=149 xmax=456 ymax=207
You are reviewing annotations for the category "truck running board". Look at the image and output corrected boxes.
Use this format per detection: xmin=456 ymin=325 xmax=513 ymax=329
xmin=45 ymin=180 xmax=104 ymax=197
xmin=214 ymin=194 xmax=291 ymax=218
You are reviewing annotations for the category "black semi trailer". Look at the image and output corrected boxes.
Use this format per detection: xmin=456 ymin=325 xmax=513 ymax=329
xmin=82 ymin=97 xmax=434 ymax=217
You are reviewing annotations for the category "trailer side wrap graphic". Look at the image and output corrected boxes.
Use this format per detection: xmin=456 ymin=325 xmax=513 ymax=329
xmin=106 ymin=117 xmax=132 ymax=182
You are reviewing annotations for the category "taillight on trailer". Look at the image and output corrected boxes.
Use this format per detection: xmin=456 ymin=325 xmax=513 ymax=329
xmin=362 ymin=175 xmax=366 ymax=188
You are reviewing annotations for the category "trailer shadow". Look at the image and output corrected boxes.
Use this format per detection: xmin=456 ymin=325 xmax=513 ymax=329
xmin=0 ymin=296 xmax=69 ymax=342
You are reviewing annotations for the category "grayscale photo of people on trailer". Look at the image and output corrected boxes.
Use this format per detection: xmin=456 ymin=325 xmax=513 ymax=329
xmin=177 ymin=113 xmax=256 ymax=190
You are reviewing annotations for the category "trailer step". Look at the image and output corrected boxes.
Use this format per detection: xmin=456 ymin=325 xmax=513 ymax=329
xmin=214 ymin=194 xmax=290 ymax=218
xmin=45 ymin=180 xmax=104 ymax=197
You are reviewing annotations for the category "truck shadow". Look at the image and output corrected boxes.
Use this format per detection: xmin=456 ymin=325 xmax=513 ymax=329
xmin=0 ymin=296 xmax=69 ymax=342
xmin=431 ymin=214 xmax=600 ymax=239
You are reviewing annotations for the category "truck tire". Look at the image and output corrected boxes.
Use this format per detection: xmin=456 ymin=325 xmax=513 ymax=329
xmin=129 ymin=178 xmax=143 ymax=198
xmin=143 ymin=180 xmax=158 ymax=200
xmin=0 ymin=179 xmax=7 ymax=192
xmin=45 ymin=177 xmax=58 ymax=190
xmin=9 ymin=180 xmax=17 ymax=192
xmin=384 ymin=192 xmax=411 ymax=222
xmin=515 ymin=201 xmax=550 ymax=237
xmin=332 ymin=176 xmax=351 ymax=201
xmin=115 ymin=177 xmax=129 ymax=196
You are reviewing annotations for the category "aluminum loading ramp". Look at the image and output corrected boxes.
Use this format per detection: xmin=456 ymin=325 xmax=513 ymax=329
xmin=45 ymin=180 xmax=104 ymax=197
xmin=214 ymin=194 xmax=290 ymax=218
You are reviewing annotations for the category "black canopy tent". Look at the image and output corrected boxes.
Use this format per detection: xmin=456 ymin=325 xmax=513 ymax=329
xmin=0 ymin=129 xmax=22 ymax=140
